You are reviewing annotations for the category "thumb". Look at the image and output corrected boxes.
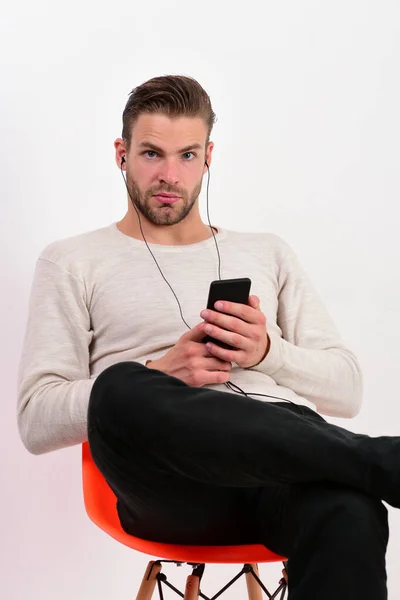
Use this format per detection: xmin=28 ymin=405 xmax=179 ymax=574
xmin=184 ymin=321 xmax=208 ymax=342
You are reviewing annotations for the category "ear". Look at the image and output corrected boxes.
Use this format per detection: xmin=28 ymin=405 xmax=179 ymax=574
xmin=204 ymin=141 xmax=214 ymax=174
xmin=114 ymin=138 xmax=127 ymax=170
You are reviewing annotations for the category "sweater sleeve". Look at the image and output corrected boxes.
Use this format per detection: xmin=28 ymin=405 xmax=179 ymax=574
xmin=17 ymin=257 xmax=149 ymax=455
xmin=17 ymin=257 xmax=96 ymax=455
xmin=250 ymin=239 xmax=363 ymax=418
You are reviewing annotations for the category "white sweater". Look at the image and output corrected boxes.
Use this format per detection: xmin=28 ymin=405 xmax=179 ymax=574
xmin=17 ymin=222 xmax=362 ymax=455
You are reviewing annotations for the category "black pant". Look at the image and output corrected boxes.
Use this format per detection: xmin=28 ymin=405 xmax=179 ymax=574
xmin=87 ymin=361 xmax=392 ymax=599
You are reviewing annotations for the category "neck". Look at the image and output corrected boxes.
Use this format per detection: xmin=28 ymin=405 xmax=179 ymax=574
xmin=117 ymin=216 xmax=218 ymax=245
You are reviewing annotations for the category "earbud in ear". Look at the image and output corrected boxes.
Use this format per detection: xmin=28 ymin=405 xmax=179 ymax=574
xmin=121 ymin=156 xmax=126 ymax=167
xmin=205 ymin=160 xmax=209 ymax=169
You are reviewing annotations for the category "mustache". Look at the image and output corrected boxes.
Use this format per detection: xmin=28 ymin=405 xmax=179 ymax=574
xmin=125 ymin=177 xmax=187 ymax=200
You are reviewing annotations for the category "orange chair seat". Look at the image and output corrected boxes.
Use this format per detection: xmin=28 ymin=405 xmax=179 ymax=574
xmin=82 ymin=442 xmax=287 ymax=564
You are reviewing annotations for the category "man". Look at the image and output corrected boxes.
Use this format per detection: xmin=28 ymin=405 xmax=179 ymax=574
xmin=18 ymin=75 xmax=396 ymax=599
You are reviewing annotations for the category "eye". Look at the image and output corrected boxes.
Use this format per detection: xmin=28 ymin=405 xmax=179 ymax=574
xmin=142 ymin=150 xmax=196 ymax=160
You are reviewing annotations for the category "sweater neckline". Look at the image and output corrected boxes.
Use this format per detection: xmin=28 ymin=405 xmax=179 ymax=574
xmin=109 ymin=221 xmax=227 ymax=252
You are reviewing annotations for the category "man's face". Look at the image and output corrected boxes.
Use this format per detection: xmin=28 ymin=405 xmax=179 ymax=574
xmin=122 ymin=113 xmax=213 ymax=227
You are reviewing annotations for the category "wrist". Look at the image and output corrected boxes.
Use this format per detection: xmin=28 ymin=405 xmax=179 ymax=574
xmin=146 ymin=359 xmax=164 ymax=373
xmin=264 ymin=334 xmax=271 ymax=359
xmin=250 ymin=334 xmax=271 ymax=368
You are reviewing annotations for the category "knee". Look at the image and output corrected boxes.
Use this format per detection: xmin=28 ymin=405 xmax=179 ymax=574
xmin=88 ymin=361 xmax=146 ymax=430
xmin=95 ymin=361 xmax=146 ymax=388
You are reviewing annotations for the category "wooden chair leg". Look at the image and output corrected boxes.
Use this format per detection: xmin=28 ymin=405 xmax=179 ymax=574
xmin=245 ymin=563 xmax=263 ymax=600
xmin=282 ymin=564 xmax=288 ymax=584
xmin=183 ymin=574 xmax=201 ymax=600
xmin=136 ymin=561 xmax=162 ymax=600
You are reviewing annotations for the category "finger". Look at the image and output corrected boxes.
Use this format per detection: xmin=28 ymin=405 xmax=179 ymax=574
xmin=211 ymin=298 xmax=264 ymax=324
xmin=203 ymin=322 xmax=246 ymax=351
xmin=186 ymin=321 xmax=214 ymax=342
xmin=202 ymin=310 xmax=248 ymax=337
xmin=205 ymin=340 xmax=238 ymax=363
xmin=211 ymin=358 xmax=232 ymax=370
xmin=249 ymin=295 xmax=261 ymax=309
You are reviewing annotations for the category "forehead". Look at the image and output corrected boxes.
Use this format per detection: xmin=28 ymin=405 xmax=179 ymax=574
xmin=132 ymin=113 xmax=207 ymax=148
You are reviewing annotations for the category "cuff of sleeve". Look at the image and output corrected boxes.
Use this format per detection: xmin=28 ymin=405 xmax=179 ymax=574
xmin=135 ymin=358 xmax=150 ymax=367
xmin=250 ymin=331 xmax=284 ymax=375
xmin=127 ymin=358 xmax=152 ymax=367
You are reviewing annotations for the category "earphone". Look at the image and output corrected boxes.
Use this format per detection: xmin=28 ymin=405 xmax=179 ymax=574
xmin=119 ymin=153 xmax=303 ymax=411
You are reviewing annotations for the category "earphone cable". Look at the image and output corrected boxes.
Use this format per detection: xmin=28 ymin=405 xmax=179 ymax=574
xmin=119 ymin=160 xmax=304 ymax=414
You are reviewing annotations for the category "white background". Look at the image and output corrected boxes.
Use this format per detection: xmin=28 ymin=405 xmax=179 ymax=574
xmin=1 ymin=0 xmax=400 ymax=597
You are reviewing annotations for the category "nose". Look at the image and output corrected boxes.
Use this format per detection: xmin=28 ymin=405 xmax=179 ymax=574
xmin=157 ymin=159 xmax=180 ymax=187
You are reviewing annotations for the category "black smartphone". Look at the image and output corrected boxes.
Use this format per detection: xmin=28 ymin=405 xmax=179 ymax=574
xmin=202 ymin=277 xmax=252 ymax=350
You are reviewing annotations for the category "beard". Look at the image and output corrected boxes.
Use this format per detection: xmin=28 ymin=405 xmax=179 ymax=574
xmin=125 ymin=172 xmax=203 ymax=227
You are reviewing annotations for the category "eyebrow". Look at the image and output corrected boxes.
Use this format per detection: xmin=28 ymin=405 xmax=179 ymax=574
xmin=138 ymin=141 xmax=203 ymax=154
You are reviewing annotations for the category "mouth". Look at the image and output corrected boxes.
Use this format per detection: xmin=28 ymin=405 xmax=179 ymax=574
xmin=154 ymin=194 xmax=180 ymax=204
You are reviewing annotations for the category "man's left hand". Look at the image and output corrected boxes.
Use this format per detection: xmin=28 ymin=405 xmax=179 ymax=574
xmin=200 ymin=295 xmax=270 ymax=369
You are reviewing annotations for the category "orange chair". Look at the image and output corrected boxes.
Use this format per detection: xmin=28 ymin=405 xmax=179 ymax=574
xmin=82 ymin=442 xmax=288 ymax=600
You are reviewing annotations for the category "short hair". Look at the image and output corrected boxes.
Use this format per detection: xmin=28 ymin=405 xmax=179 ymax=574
xmin=121 ymin=75 xmax=217 ymax=151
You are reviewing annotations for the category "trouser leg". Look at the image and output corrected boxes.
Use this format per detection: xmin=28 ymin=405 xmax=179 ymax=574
xmin=87 ymin=361 xmax=400 ymax=508
xmin=258 ymin=483 xmax=389 ymax=599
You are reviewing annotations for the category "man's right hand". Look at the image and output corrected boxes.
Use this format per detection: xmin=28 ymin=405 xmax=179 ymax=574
xmin=146 ymin=322 xmax=232 ymax=387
